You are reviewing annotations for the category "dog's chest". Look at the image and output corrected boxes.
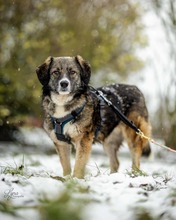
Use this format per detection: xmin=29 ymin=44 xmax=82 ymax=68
xmin=50 ymin=93 xmax=82 ymax=138
xmin=53 ymin=105 xmax=81 ymax=138
xmin=64 ymin=122 xmax=80 ymax=138
xmin=53 ymin=104 xmax=69 ymax=118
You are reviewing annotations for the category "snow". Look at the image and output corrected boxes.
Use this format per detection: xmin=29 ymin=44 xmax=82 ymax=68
xmin=0 ymin=130 xmax=175 ymax=220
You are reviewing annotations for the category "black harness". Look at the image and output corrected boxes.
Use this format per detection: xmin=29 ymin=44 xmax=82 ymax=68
xmin=51 ymin=102 xmax=86 ymax=144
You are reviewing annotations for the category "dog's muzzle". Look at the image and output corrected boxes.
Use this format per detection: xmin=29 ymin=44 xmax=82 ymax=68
xmin=58 ymin=79 xmax=71 ymax=94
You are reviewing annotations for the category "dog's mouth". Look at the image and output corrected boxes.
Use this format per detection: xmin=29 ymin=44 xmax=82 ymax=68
xmin=57 ymin=79 xmax=71 ymax=95
xmin=59 ymin=89 xmax=70 ymax=95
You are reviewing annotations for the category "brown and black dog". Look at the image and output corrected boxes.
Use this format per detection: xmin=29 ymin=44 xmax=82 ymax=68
xmin=36 ymin=55 xmax=151 ymax=178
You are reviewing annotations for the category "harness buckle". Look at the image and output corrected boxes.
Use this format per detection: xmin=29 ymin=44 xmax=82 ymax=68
xmin=56 ymin=119 xmax=62 ymax=125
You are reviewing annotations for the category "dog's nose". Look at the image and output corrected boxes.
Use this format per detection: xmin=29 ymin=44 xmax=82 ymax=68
xmin=60 ymin=80 xmax=69 ymax=88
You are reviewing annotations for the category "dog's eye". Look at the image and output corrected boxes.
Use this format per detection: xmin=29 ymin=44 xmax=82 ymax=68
xmin=69 ymin=70 xmax=76 ymax=76
xmin=52 ymin=71 xmax=60 ymax=76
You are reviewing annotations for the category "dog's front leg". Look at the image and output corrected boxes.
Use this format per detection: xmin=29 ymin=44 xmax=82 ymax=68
xmin=44 ymin=119 xmax=71 ymax=176
xmin=73 ymin=133 xmax=94 ymax=179
xmin=54 ymin=140 xmax=72 ymax=176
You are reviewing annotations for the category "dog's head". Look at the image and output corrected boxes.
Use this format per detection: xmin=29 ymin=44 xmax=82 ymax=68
xmin=36 ymin=55 xmax=91 ymax=95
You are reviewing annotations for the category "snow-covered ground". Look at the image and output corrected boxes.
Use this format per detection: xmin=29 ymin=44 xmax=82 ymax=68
xmin=0 ymin=128 xmax=175 ymax=220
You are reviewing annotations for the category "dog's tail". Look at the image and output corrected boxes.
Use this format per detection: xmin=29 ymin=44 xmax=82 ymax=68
xmin=142 ymin=143 xmax=151 ymax=157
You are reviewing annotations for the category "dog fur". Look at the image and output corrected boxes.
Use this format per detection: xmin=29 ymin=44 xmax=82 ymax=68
xmin=36 ymin=55 xmax=151 ymax=178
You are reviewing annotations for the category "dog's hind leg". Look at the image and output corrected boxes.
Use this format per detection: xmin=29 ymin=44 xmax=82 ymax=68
xmin=73 ymin=132 xmax=94 ymax=179
xmin=103 ymin=126 xmax=123 ymax=173
xmin=123 ymin=112 xmax=151 ymax=170
xmin=128 ymin=139 xmax=143 ymax=170
xmin=55 ymin=142 xmax=72 ymax=176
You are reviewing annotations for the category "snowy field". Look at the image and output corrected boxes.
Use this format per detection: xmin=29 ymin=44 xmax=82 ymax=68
xmin=0 ymin=128 xmax=175 ymax=220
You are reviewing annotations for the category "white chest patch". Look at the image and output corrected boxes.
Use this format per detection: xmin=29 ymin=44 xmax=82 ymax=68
xmin=51 ymin=92 xmax=73 ymax=118
xmin=50 ymin=92 xmax=82 ymax=139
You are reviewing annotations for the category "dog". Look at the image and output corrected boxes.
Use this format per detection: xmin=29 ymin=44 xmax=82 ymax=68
xmin=36 ymin=55 xmax=151 ymax=178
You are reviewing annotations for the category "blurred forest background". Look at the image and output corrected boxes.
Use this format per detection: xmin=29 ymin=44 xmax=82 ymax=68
xmin=0 ymin=0 xmax=175 ymax=149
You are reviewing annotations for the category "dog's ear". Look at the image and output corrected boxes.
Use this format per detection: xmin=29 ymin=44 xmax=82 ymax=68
xmin=75 ymin=55 xmax=91 ymax=86
xmin=36 ymin=56 xmax=53 ymax=86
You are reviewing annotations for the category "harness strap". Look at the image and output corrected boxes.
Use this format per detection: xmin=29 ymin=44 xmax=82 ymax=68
xmin=51 ymin=102 xmax=86 ymax=143
xmin=90 ymin=90 xmax=106 ymax=139
xmin=89 ymin=86 xmax=140 ymax=133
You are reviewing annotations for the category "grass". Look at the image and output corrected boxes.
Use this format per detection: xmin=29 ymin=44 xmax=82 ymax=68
xmin=0 ymin=200 xmax=18 ymax=216
xmin=0 ymin=155 xmax=49 ymax=178
xmin=39 ymin=177 xmax=96 ymax=220
xmin=50 ymin=175 xmax=66 ymax=182
xmin=39 ymin=192 xmax=83 ymax=220
xmin=126 ymin=168 xmax=148 ymax=178
xmin=0 ymin=200 xmax=38 ymax=217
xmin=134 ymin=208 xmax=157 ymax=220
xmin=63 ymin=176 xmax=91 ymax=194
xmin=0 ymin=155 xmax=25 ymax=176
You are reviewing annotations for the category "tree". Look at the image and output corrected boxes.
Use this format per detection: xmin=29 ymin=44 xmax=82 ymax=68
xmin=0 ymin=0 xmax=146 ymax=140
xmin=149 ymin=0 xmax=176 ymax=148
